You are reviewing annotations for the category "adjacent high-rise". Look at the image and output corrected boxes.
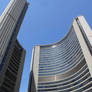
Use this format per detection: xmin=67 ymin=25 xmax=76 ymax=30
xmin=0 ymin=0 xmax=28 ymax=92
xmin=29 ymin=16 xmax=92 ymax=92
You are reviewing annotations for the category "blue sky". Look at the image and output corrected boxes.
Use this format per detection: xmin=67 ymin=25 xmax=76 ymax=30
xmin=0 ymin=0 xmax=92 ymax=92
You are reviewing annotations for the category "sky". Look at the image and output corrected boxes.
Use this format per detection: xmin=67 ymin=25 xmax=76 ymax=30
xmin=0 ymin=0 xmax=92 ymax=92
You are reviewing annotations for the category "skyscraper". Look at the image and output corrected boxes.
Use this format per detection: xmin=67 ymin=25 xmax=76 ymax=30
xmin=29 ymin=16 xmax=92 ymax=92
xmin=0 ymin=0 xmax=28 ymax=92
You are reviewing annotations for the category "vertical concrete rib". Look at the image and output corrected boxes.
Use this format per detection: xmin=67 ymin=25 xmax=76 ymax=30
xmin=78 ymin=16 xmax=92 ymax=45
xmin=33 ymin=46 xmax=40 ymax=91
xmin=73 ymin=18 xmax=92 ymax=77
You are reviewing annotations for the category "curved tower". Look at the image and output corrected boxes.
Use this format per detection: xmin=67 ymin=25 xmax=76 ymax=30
xmin=29 ymin=16 xmax=92 ymax=92
xmin=0 ymin=0 xmax=28 ymax=92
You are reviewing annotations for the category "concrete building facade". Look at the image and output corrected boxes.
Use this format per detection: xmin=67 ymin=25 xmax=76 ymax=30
xmin=0 ymin=0 xmax=28 ymax=92
xmin=29 ymin=16 xmax=92 ymax=92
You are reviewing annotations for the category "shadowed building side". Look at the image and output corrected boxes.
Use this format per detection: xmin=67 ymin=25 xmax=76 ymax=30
xmin=0 ymin=40 xmax=26 ymax=92
xmin=28 ymin=71 xmax=36 ymax=92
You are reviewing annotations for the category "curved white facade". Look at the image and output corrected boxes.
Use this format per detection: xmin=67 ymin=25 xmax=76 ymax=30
xmin=29 ymin=16 xmax=92 ymax=92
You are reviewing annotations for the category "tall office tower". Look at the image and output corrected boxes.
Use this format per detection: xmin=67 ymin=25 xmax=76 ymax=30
xmin=0 ymin=0 xmax=28 ymax=92
xmin=29 ymin=16 xmax=92 ymax=92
